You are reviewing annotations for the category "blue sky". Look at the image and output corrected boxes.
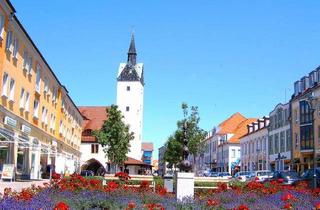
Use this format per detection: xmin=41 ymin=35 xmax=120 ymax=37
xmin=11 ymin=0 xmax=320 ymax=159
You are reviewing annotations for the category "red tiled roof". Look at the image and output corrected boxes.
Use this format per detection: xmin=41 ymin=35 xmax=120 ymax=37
xmin=142 ymin=142 xmax=153 ymax=151
xmin=125 ymin=157 xmax=146 ymax=165
xmin=78 ymin=106 xmax=109 ymax=130
xmin=78 ymin=106 xmax=109 ymax=143
xmin=228 ymin=118 xmax=258 ymax=144
xmin=218 ymin=112 xmax=246 ymax=135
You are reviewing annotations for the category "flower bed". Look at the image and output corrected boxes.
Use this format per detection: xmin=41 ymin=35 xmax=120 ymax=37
xmin=0 ymin=174 xmax=320 ymax=210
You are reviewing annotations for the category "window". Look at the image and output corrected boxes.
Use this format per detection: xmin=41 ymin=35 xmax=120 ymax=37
xmin=59 ymin=120 xmax=63 ymax=134
xmin=300 ymin=125 xmax=313 ymax=150
xmin=33 ymin=100 xmax=39 ymax=118
xmin=23 ymin=51 xmax=28 ymax=70
xmin=126 ymin=106 xmax=130 ymax=111
xmin=52 ymin=87 xmax=56 ymax=102
xmin=280 ymin=131 xmax=285 ymax=152
xmin=286 ymin=129 xmax=291 ymax=151
xmin=274 ymin=134 xmax=279 ymax=154
xmin=0 ymin=15 xmax=4 ymax=39
xmin=13 ymin=37 xmax=19 ymax=59
xmin=8 ymin=79 xmax=15 ymax=101
xmin=45 ymin=109 xmax=48 ymax=125
xmin=50 ymin=114 xmax=54 ymax=129
xmin=5 ymin=30 xmax=12 ymax=52
xmin=295 ymin=133 xmax=298 ymax=149
xmin=2 ymin=73 xmax=8 ymax=97
xmin=35 ymin=66 xmax=41 ymax=93
xmin=23 ymin=51 xmax=32 ymax=74
xmin=231 ymin=149 xmax=236 ymax=158
xmin=52 ymin=116 xmax=56 ymax=131
xmin=19 ymin=88 xmax=25 ymax=108
xmin=300 ymin=101 xmax=312 ymax=125
xmin=25 ymin=92 xmax=30 ymax=112
xmin=41 ymin=106 xmax=45 ymax=123
xmin=27 ymin=56 xmax=32 ymax=74
xmin=269 ymin=135 xmax=273 ymax=155
xmin=91 ymin=144 xmax=99 ymax=154
xmin=127 ymin=86 xmax=130 ymax=91
xmin=44 ymin=77 xmax=49 ymax=93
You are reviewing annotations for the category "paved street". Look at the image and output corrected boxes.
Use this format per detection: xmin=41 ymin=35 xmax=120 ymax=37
xmin=0 ymin=180 xmax=49 ymax=192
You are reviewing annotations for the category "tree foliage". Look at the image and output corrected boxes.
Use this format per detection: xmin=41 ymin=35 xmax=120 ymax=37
xmin=164 ymin=103 xmax=207 ymax=171
xmin=93 ymin=105 xmax=134 ymax=169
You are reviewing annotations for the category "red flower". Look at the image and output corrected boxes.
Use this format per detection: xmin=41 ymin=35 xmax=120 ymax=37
xmin=107 ymin=181 xmax=119 ymax=190
xmin=143 ymin=203 xmax=165 ymax=210
xmin=54 ymin=201 xmax=69 ymax=210
xmin=281 ymin=193 xmax=295 ymax=202
xmin=237 ymin=204 xmax=249 ymax=210
xmin=115 ymin=172 xmax=131 ymax=181
xmin=52 ymin=172 xmax=61 ymax=180
xmin=127 ymin=201 xmax=136 ymax=209
xmin=207 ymin=199 xmax=219 ymax=206
xmin=283 ymin=203 xmax=293 ymax=209
xmin=315 ymin=202 xmax=320 ymax=210
xmin=277 ymin=178 xmax=284 ymax=184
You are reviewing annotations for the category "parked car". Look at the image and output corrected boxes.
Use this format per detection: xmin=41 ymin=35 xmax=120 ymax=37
xmin=203 ymin=169 xmax=211 ymax=177
xmin=254 ymin=170 xmax=273 ymax=182
xmin=80 ymin=170 xmax=94 ymax=177
xmin=209 ymin=172 xmax=220 ymax=177
xmin=218 ymin=172 xmax=232 ymax=179
xmin=233 ymin=171 xmax=255 ymax=182
xmin=267 ymin=171 xmax=301 ymax=185
xmin=300 ymin=168 xmax=320 ymax=187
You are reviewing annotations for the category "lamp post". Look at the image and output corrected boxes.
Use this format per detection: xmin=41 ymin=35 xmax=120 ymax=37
xmin=220 ymin=138 xmax=225 ymax=172
xmin=256 ymin=149 xmax=260 ymax=171
xmin=275 ymin=153 xmax=287 ymax=171
xmin=305 ymin=94 xmax=317 ymax=189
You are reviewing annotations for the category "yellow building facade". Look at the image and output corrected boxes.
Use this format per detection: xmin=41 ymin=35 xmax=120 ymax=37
xmin=0 ymin=0 xmax=82 ymax=179
xmin=291 ymin=68 xmax=320 ymax=173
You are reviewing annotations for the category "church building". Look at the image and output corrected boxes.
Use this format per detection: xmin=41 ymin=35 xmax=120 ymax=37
xmin=79 ymin=34 xmax=151 ymax=175
xmin=116 ymin=34 xmax=144 ymax=161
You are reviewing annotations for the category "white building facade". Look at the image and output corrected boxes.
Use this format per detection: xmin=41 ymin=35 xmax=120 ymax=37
xmin=116 ymin=34 xmax=144 ymax=161
xmin=268 ymin=103 xmax=291 ymax=171
xmin=240 ymin=117 xmax=269 ymax=171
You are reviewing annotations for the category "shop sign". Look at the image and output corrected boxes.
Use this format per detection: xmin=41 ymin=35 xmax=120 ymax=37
xmin=21 ymin=125 xmax=31 ymax=134
xmin=1 ymin=164 xmax=15 ymax=181
xmin=4 ymin=116 xmax=17 ymax=128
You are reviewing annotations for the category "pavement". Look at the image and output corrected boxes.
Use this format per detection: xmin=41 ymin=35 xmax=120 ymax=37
xmin=0 ymin=180 xmax=49 ymax=192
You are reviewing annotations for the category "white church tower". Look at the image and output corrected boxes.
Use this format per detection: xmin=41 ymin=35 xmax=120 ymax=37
xmin=116 ymin=34 xmax=144 ymax=160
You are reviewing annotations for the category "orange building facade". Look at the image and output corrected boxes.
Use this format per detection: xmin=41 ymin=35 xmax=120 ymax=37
xmin=0 ymin=0 xmax=82 ymax=179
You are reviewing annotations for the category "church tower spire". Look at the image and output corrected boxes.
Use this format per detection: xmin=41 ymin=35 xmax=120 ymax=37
xmin=127 ymin=33 xmax=137 ymax=65
xmin=116 ymin=33 xmax=145 ymax=161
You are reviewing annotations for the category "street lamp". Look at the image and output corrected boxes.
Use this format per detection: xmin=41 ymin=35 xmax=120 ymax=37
xmin=275 ymin=153 xmax=287 ymax=171
xmin=220 ymin=138 xmax=225 ymax=172
xmin=256 ymin=149 xmax=260 ymax=171
xmin=305 ymin=93 xmax=317 ymax=189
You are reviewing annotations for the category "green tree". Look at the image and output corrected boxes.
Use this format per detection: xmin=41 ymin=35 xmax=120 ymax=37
xmin=93 ymin=105 xmax=134 ymax=173
xmin=164 ymin=103 xmax=207 ymax=172
xmin=163 ymin=133 xmax=183 ymax=170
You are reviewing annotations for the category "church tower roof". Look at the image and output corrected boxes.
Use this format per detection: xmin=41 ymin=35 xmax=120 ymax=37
xmin=117 ymin=34 xmax=144 ymax=85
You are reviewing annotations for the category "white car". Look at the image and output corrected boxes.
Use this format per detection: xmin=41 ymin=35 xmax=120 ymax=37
xmin=233 ymin=171 xmax=255 ymax=182
xmin=254 ymin=170 xmax=273 ymax=182
xmin=218 ymin=172 xmax=232 ymax=179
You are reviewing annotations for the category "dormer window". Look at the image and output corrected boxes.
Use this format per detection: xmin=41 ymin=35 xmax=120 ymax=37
xmin=127 ymin=86 xmax=130 ymax=91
